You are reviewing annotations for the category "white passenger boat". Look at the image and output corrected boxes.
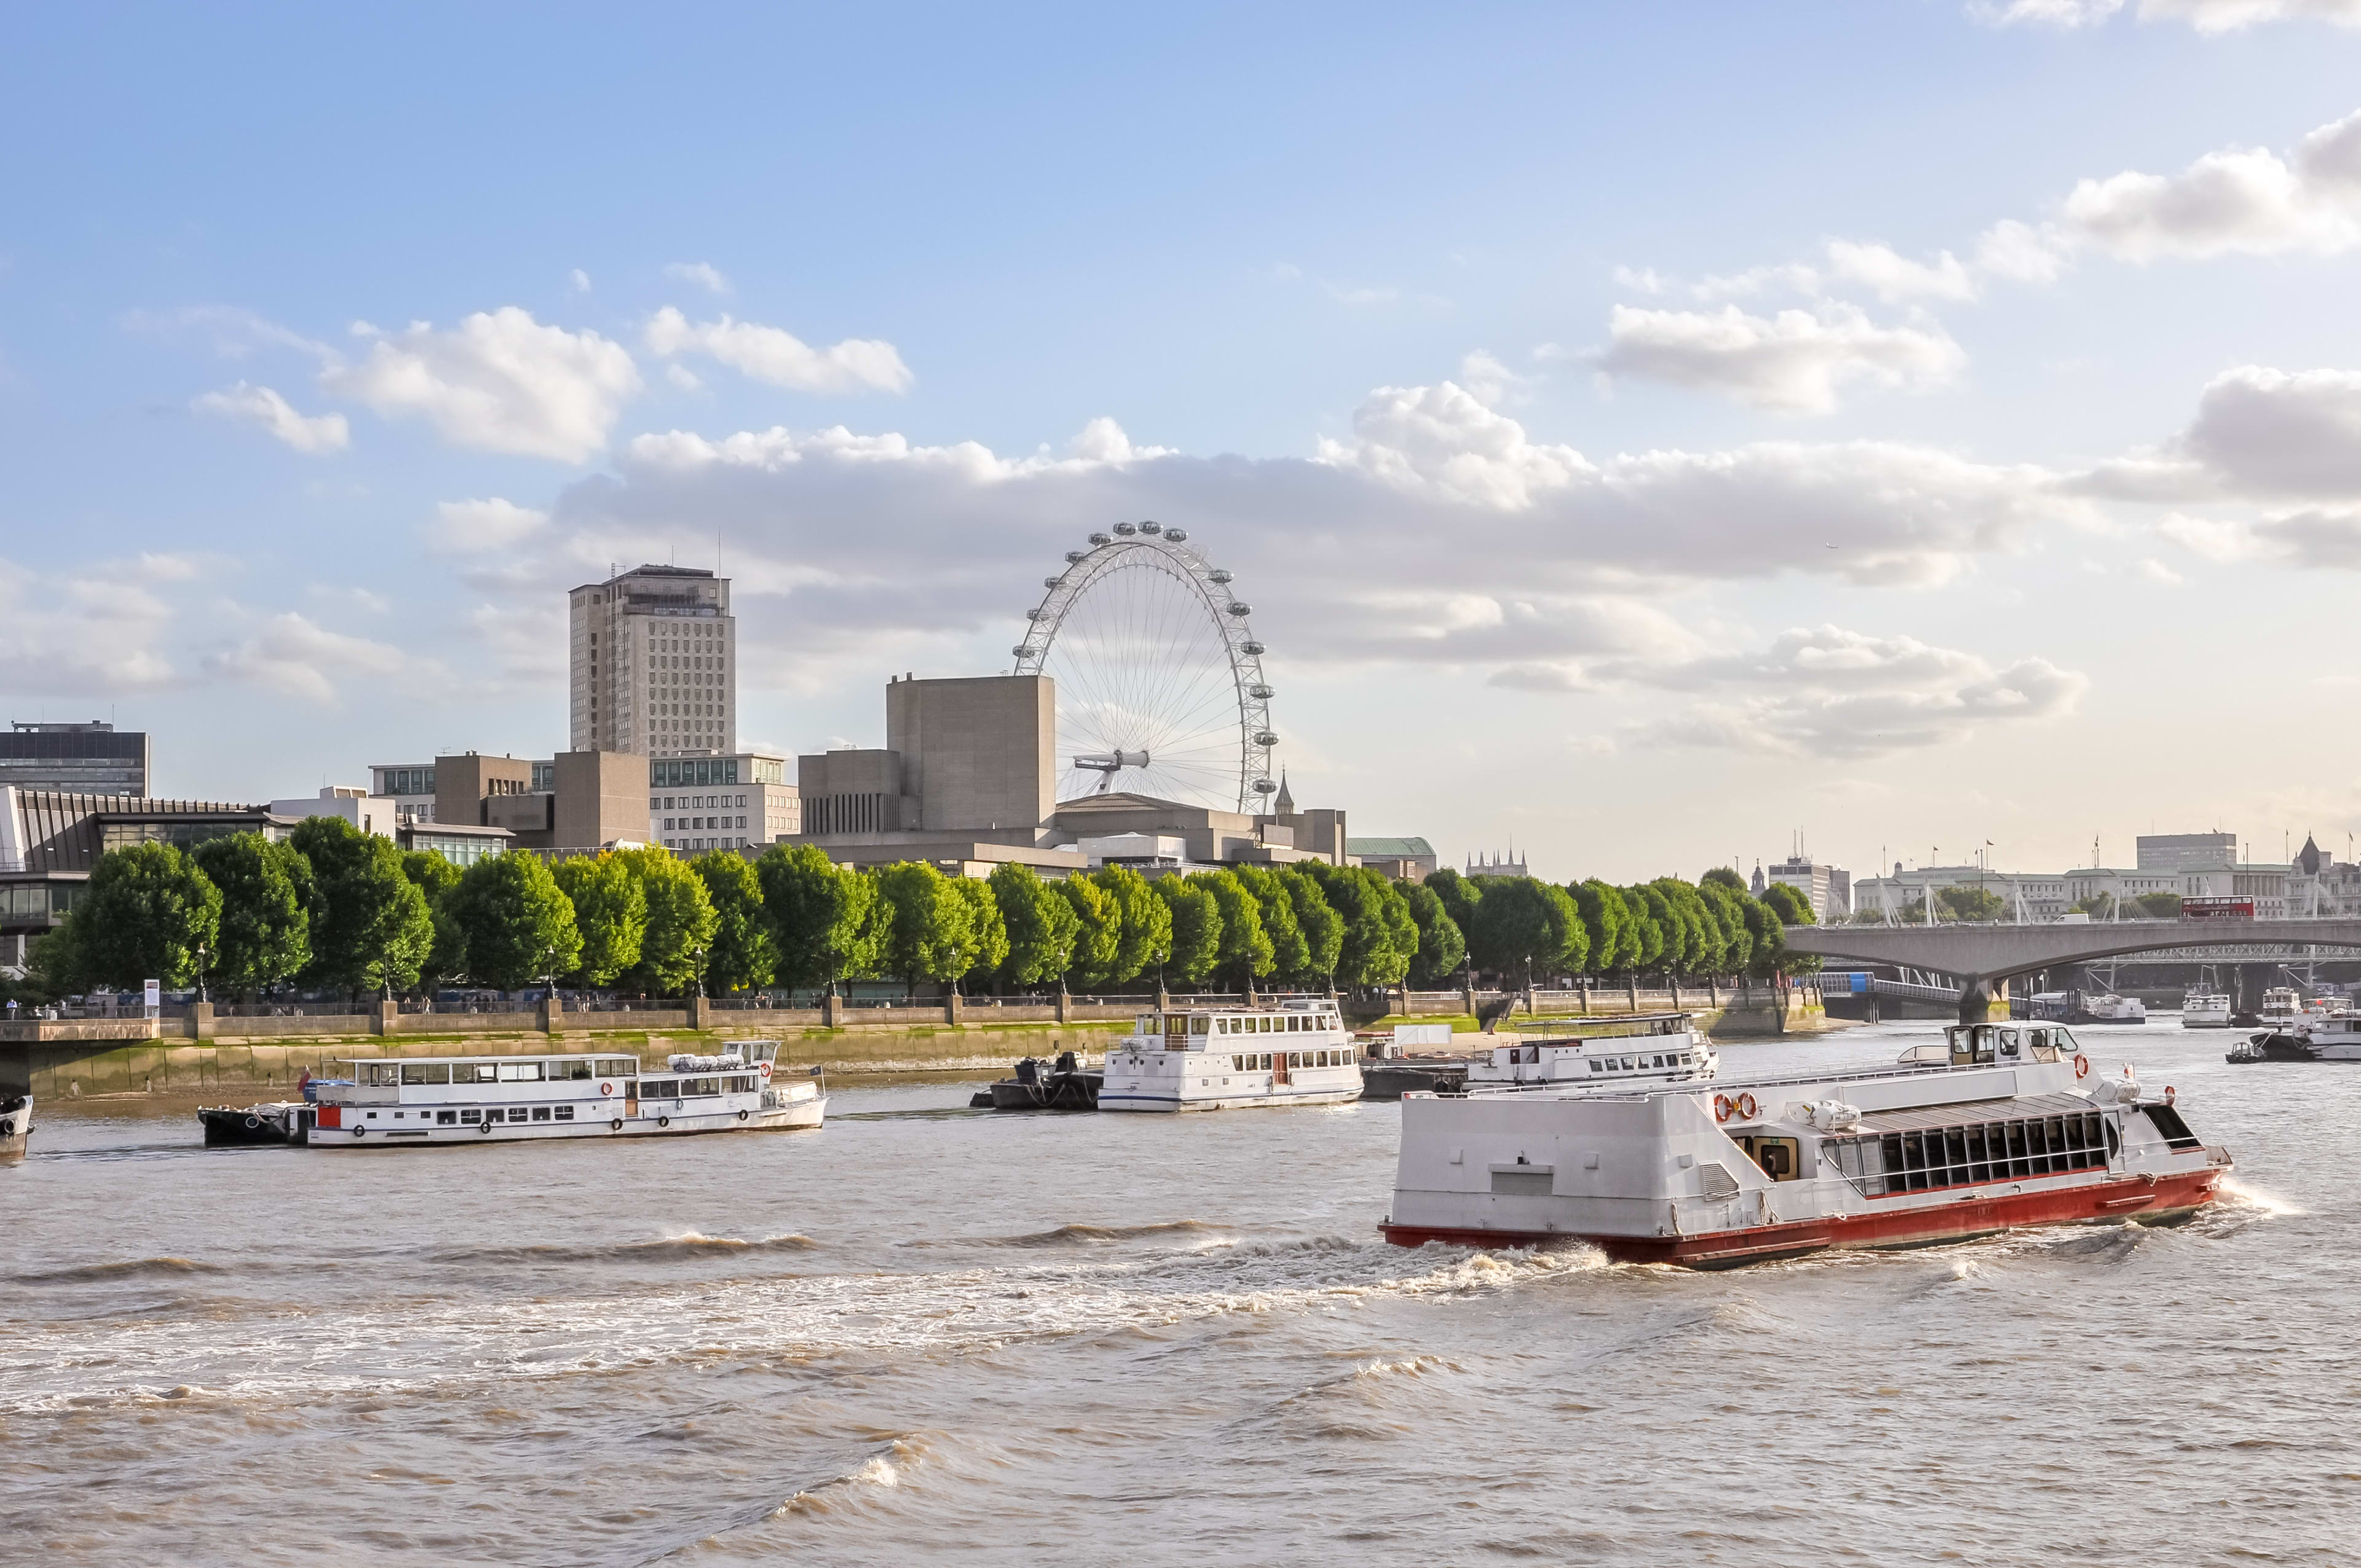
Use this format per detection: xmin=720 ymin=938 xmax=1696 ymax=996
xmin=1381 ymin=1021 xmax=2229 ymax=1268
xmin=1464 ymin=1013 xmax=1717 ymax=1092
xmin=2258 ymin=987 xmax=2303 ymax=1028
xmin=307 ymin=1041 xmax=825 ymax=1147
xmin=0 ymin=1093 xmax=28 ymax=1159
xmin=1099 ymin=999 xmax=1362 ymax=1111
xmin=2027 ymin=990 xmax=2146 ymax=1025
xmin=2180 ymin=990 xmax=2231 ymax=1028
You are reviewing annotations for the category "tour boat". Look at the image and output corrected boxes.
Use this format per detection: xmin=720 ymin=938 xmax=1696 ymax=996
xmin=2180 ymin=990 xmax=2231 ymax=1028
xmin=0 ymin=1093 xmax=28 ymax=1159
xmin=199 ymin=1100 xmax=314 ymax=1146
xmin=2257 ymin=987 xmax=2304 ymax=1028
xmin=306 ymin=1041 xmax=825 ymax=1147
xmin=1463 ymin=1012 xmax=1717 ymax=1092
xmin=1099 ymin=999 xmax=1362 ymax=1111
xmin=1379 ymin=1020 xmax=2230 ymax=1268
xmin=2027 ymin=990 xmax=2146 ymax=1025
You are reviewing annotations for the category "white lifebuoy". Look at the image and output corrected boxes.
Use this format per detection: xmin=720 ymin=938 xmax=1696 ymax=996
xmin=1713 ymin=1093 xmax=1734 ymax=1123
xmin=758 ymin=1061 xmax=772 ymax=1080
xmin=1735 ymin=1092 xmax=1758 ymax=1121
xmin=2073 ymin=1054 xmax=2090 ymax=1079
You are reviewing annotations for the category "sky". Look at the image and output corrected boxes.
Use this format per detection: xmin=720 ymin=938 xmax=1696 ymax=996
xmin=8 ymin=0 xmax=2361 ymax=884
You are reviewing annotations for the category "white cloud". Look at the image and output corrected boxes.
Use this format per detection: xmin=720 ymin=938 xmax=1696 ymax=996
xmin=2178 ymin=365 xmax=2361 ymax=496
xmin=2156 ymin=511 xmax=2263 ymax=559
xmin=1596 ymin=303 xmax=1964 ymax=413
xmin=2138 ymin=0 xmax=2361 ymax=30
xmin=0 ymin=562 xmax=180 ymax=695
xmin=665 ymin=363 xmax=703 ymax=391
xmin=191 ymin=381 xmax=350 ymax=453
xmin=1824 ymin=241 xmax=1978 ymax=302
xmin=2058 ymin=108 xmax=2361 ymax=261
xmin=1971 ymin=0 xmax=2125 ymax=26
xmin=1314 ymin=379 xmax=1592 ymax=505
xmin=1972 ymin=219 xmax=2074 ymax=285
xmin=569 ymin=269 xmax=592 ymax=293
xmin=426 ymin=497 xmax=551 ymax=554
xmin=643 ymin=306 xmax=912 ymax=395
xmin=663 ymin=261 xmax=732 ymax=296
xmin=1455 ymin=350 xmax=1532 ymax=408
xmin=320 ymin=307 xmax=640 ymax=463
xmin=203 ymin=612 xmax=404 ymax=704
xmin=2136 ymin=556 xmax=2186 ymax=584
xmin=1623 ymin=626 xmax=2088 ymax=757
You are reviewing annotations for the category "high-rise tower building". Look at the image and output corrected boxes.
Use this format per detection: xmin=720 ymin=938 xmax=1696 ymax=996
xmin=568 ymin=565 xmax=736 ymax=758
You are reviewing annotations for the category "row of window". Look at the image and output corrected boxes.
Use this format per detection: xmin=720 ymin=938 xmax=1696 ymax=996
xmin=1229 ymin=1051 xmax=1348 ymax=1070
xmin=1587 ymin=1051 xmax=1695 ymax=1073
xmin=365 ymin=1106 xmax=580 ymax=1124
xmin=1828 ymin=1112 xmax=2113 ymax=1196
xmin=662 ymin=815 xmax=745 ymax=831
xmin=358 ymin=1058 xmax=638 ymax=1087
xmin=638 ymin=1074 xmax=759 ymax=1097
xmin=654 ymin=794 xmax=751 ymax=810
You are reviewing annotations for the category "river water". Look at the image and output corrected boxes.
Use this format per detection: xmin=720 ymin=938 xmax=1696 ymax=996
xmin=0 ymin=1018 xmax=2347 ymax=1566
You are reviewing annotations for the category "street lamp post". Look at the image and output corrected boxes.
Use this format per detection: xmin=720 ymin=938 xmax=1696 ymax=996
xmin=194 ymin=943 xmax=208 ymax=1004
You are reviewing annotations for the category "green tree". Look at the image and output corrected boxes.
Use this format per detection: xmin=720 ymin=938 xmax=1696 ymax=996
xmin=1188 ymin=869 xmax=1275 ymax=991
xmin=1699 ymin=880 xmax=1754 ymax=975
xmin=1701 ymin=866 xmax=1748 ymax=893
xmin=446 ymin=851 xmax=582 ymax=991
xmin=692 ymin=849 xmax=777 ymax=994
xmin=2134 ymin=890 xmax=2183 ymax=920
xmin=1468 ymin=877 xmax=1584 ymax=987
xmin=615 ymin=848 xmax=719 ymax=995
xmin=949 ymin=874 xmax=1007 ymax=991
xmin=1054 ymin=872 xmax=1121 ymax=990
xmin=1302 ymin=863 xmax=1417 ymax=989
xmin=756 ymin=844 xmax=875 ymax=993
xmin=992 ymin=862 xmax=1078 ymax=990
xmin=1400 ymin=880 xmax=1466 ymax=987
xmin=1281 ymin=867 xmax=1345 ymax=986
xmin=1740 ymin=894 xmax=1789 ymax=977
xmin=552 ymin=853 xmax=647 ymax=986
xmin=873 ymin=861 xmax=976 ymax=990
xmin=1424 ymin=867 xmax=1481 ymax=948
xmin=1940 ymin=886 xmax=2008 ymax=923
xmin=60 ymin=842 xmax=221 ymax=991
xmin=1091 ymin=864 xmax=1171 ymax=985
xmin=1648 ymin=878 xmax=1717 ymax=975
xmin=290 ymin=817 xmax=433 ymax=996
xmin=1154 ymin=875 xmax=1223 ymax=987
xmin=401 ymin=849 xmax=467 ymax=990
xmin=1621 ymin=885 xmax=1666 ymax=971
xmin=1231 ymin=864 xmax=1308 ymax=980
xmin=192 ymin=833 xmax=311 ymax=999
xmin=1759 ymin=882 xmax=1814 ymax=926
xmin=1568 ymin=880 xmax=1629 ymax=977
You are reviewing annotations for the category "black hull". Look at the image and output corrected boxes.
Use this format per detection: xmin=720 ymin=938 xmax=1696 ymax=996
xmin=987 ymin=1073 xmax=1101 ymax=1111
xmin=199 ymin=1105 xmax=311 ymax=1146
xmin=1359 ymin=1063 xmax=1468 ymax=1101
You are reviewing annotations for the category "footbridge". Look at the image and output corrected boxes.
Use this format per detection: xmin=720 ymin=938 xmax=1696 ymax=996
xmin=1782 ymin=919 xmax=2361 ymax=1021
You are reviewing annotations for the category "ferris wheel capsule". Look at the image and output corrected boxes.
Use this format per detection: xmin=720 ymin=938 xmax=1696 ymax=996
xmin=1163 ymin=529 xmax=1188 ymax=542
xmin=1138 ymin=521 xmax=1162 ymax=534
xmin=1088 ymin=531 xmax=1112 ymax=545
xmin=1112 ymin=521 xmax=1137 ymax=535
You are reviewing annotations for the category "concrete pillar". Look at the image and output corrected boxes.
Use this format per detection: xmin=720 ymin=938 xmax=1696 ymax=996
xmin=1578 ymin=977 xmax=1589 ymax=1015
xmin=1669 ymin=977 xmax=1681 ymax=1009
xmin=687 ymin=995 xmax=711 ymax=1031
xmin=378 ymin=999 xmax=399 ymax=1036
xmin=1627 ymin=977 xmax=1639 ymax=1012
xmin=1157 ymin=988 xmax=1171 ymax=1011
xmin=1709 ymin=977 xmax=1720 ymax=1007
xmin=1055 ymin=990 xmax=1071 ymax=1024
xmin=946 ymin=993 xmax=964 ymax=1026
xmin=821 ymin=993 xmax=844 ymax=1028
xmin=1462 ymin=984 xmax=1477 ymax=1017
xmin=190 ymin=1001 xmax=215 ymax=1040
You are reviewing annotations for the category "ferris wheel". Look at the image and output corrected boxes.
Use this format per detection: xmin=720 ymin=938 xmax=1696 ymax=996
xmin=1012 ymin=523 xmax=1278 ymax=812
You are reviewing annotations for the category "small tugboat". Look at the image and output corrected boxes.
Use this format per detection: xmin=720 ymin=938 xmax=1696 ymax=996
xmin=198 ymin=1101 xmax=314 ymax=1146
xmin=1382 ymin=1020 xmax=2230 ymax=1267
xmin=976 ymin=1049 xmax=1101 ymax=1110
xmin=1101 ymin=999 xmax=1362 ymax=1112
xmin=0 ymin=1093 xmax=29 ymax=1159
xmin=306 ymin=1041 xmax=825 ymax=1148
xmin=2181 ymin=989 xmax=2231 ymax=1028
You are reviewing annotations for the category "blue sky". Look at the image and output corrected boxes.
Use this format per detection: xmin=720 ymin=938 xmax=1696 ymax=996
xmin=8 ymin=1 xmax=2361 ymax=881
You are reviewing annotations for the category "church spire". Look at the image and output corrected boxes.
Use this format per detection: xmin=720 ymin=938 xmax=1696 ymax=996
xmin=1273 ymin=770 xmax=1295 ymax=814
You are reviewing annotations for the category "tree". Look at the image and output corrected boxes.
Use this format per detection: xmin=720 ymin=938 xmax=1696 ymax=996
xmin=1701 ymin=866 xmax=1748 ymax=893
xmin=1400 ymin=880 xmax=1466 ymax=987
xmin=552 ymin=853 xmax=647 ymax=986
xmin=446 ymin=851 xmax=583 ymax=991
xmin=949 ymin=874 xmax=1007 ymax=991
xmin=1424 ymin=867 xmax=1481 ymax=951
xmin=615 ymin=848 xmax=719 ymax=995
xmin=1649 ymin=878 xmax=1718 ymax=975
xmin=1301 ymin=864 xmax=1416 ymax=989
xmin=1189 ymin=869 xmax=1275 ymax=991
xmin=992 ymin=862 xmax=1078 ymax=990
xmin=60 ymin=842 xmax=221 ymax=991
xmin=1091 ymin=864 xmax=1171 ymax=986
xmin=290 ymin=817 xmax=433 ymax=996
xmin=1740 ymin=894 xmax=1789 ymax=978
xmin=873 ymin=861 xmax=976 ymax=990
xmin=1468 ymin=877 xmax=1583 ymax=988
xmin=1231 ymin=864 xmax=1308 ymax=980
xmin=1940 ymin=886 xmax=2007 ymax=923
xmin=692 ymin=849 xmax=777 ymax=994
xmin=1054 ymin=872 xmax=1121 ymax=990
xmin=192 ymin=833 xmax=311 ymax=999
xmin=401 ymin=850 xmax=468 ymax=990
xmin=1759 ymin=882 xmax=1814 ymax=926
xmin=1154 ymin=875 xmax=1222 ymax=987
xmin=1620 ymin=885 xmax=1665 ymax=972
xmin=756 ymin=845 xmax=875 ymax=993
xmin=2134 ymin=890 xmax=2183 ymax=920
xmin=1569 ymin=880 xmax=1629 ymax=977
xmin=1281 ymin=866 xmax=1345 ymax=986
xmin=1699 ymin=881 xmax=1754 ymax=975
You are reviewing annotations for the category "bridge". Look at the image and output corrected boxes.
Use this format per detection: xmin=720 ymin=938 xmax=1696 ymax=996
xmin=1783 ymin=918 xmax=2361 ymax=1022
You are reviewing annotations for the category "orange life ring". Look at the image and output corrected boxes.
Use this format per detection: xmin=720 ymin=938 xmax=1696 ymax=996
xmin=1735 ymin=1092 xmax=1758 ymax=1121
xmin=758 ymin=1061 xmax=773 ymax=1080
xmin=2073 ymin=1054 xmax=2090 ymax=1079
xmin=599 ymin=1081 xmax=613 ymax=1095
xmin=1713 ymin=1093 xmax=1734 ymax=1123
xmin=2163 ymin=1084 xmax=2176 ymax=1106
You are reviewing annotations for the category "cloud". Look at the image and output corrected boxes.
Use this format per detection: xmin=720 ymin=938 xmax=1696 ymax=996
xmin=320 ymin=307 xmax=640 ymax=463
xmin=2136 ymin=556 xmax=2185 ymax=584
xmin=0 ymin=561 xmax=180 ymax=695
xmin=425 ymin=497 xmax=551 ymax=554
xmin=1596 ymin=303 xmax=1965 ymax=412
xmin=663 ymin=261 xmax=732 ymax=295
xmin=1623 ymin=626 xmax=2088 ymax=758
xmin=203 ymin=612 xmax=404 ymax=703
xmin=2057 ymin=108 xmax=2361 ymax=261
xmin=1971 ymin=0 xmax=2125 ymax=25
xmin=1974 ymin=0 xmax=2361 ymax=25
xmin=1972 ymin=219 xmax=2074 ymax=285
xmin=123 ymin=305 xmax=337 ymax=364
xmin=1824 ymin=241 xmax=1978 ymax=302
xmin=569 ymin=269 xmax=592 ymax=293
xmin=191 ymin=381 xmax=350 ymax=454
xmin=1314 ymin=379 xmax=1593 ymax=506
xmin=643 ymin=307 xmax=913 ymax=395
xmin=2177 ymin=365 xmax=2361 ymax=497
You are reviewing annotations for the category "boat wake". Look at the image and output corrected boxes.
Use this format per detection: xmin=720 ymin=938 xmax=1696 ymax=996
xmin=12 ymin=1256 xmax=226 ymax=1285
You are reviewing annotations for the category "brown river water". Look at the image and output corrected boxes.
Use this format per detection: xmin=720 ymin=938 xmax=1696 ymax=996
xmin=0 ymin=1019 xmax=2347 ymax=1566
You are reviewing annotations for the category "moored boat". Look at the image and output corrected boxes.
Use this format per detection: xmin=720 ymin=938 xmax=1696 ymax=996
xmin=1100 ymin=999 xmax=1361 ymax=1112
xmin=1462 ymin=1012 xmax=1717 ymax=1093
xmin=199 ymin=1101 xmax=314 ymax=1146
xmin=0 ymin=1093 xmax=28 ymax=1159
xmin=981 ymin=1050 xmax=1102 ymax=1110
xmin=1380 ymin=1020 xmax=2229 ymax=1268
xmin=2181 ymin=990 xmax=2231 ymax=1028
xmin=2027 ymin=990 xmax=2146 ymax=1025
xmin=306 ymin=1040 xmax=825 ymax=1148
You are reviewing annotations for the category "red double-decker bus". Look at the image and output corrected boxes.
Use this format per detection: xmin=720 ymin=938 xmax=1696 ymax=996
xmin=2181 ymin=896 xmax=2255 ymax=920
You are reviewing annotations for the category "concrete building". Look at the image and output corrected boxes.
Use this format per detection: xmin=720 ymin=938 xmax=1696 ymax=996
xmin=268 ymin=786 xmax=400 ymax=839
xmin=648 ymin=751 xmax=799 ymax=854
xmin=887 ymin=674 xmax=1055 ymax=834
xmin=425 ymin=751 xmax=648 ymax=854
xmin=1348 ymin=836 xmax=1438 ymax=880
xmin=1 ymin=721 xmax=149 ymax=795
xmin=1760 ymin=854 xmax=1853 ymax=921
xmin=369 ymin=762 xmax=440 ymax=824
xmin=569 ymin=564 xmax=735 ymax=758
xmin=2137 ymin=833 xmax=2236 ymax=873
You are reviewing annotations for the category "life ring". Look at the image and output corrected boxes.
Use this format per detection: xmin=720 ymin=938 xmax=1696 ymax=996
xmin=611 ymin=1117 xmax=624 ymax=1131
xmin=479 ymin=1121 xmax=492 ymax=1134
xmin=2163 ymin=1085 xmax=2177 ymax=1106
xmin=352 ymin=1127 xmax=365 ymax=1139
xmin=1713 ymin=1093 xmax=1734 ymax=1123
xmin=758 ymin=1062 xmax=772 ymax=1080
xmin=657 ymin=1115 xmax=670 ymax=1129
xmin=599 ymin=1081 xmax=613 ymax=1095
xmin=244 ymin=1116 xmax=260 ymax=1129
xmin=737 ymin=1109 xmax=749 ymax=1122
xmin=1735 ymin=1092 xmax=1758 ymax=1121
xmin=2073 ymin=1054 xmax=2090 ymax=1079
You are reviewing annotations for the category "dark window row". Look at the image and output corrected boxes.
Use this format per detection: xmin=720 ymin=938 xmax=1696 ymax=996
xmin=1830 ymin=1111 xmax=2113 ymax=1196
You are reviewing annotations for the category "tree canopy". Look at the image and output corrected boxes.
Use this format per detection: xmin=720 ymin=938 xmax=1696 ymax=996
xmin=756 ymin=845 xmax=874 ymax=991
xmin=446 ymin=851 xmax=582 ymax=991
xmin=1053 ymin=872 xmax=1121 ymax=990
xmin=872 ymin=861 xmax=976 ymax=987
xmin=60 ymin=841 xmax=221 ymax=991
xmin=615 ymin=848 xmax=719 ymax=995
xmin=1188 ymin=869 xmax=1273 ymax=991
xmin=191 ymin=833 xmax=311 ymax=998
xmin=992 ymin=861 xmax=1078 ymax=988
xmin=552 ymin=853 xmax=647 ymax=986
xmin=1091 ymin=864 xmax=1171 ymax=986
xmin=1400 ymin=880 xmax=1466 ymax=986
xmin=692 ymin=849 xmax=777 ymax=993
xmin=1153 ymin=875 xmax=1222 ymax=986
xmin=290 ymin=817 xmax=433 ymax=996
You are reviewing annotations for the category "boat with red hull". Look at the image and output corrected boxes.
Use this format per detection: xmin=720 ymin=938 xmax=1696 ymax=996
xmin=1379 ymin=1020 xmax=2229 ymax=1269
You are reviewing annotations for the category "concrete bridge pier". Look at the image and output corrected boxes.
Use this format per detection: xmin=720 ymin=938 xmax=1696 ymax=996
xmin=1954 ymin=975 xmax=2012 ymax=1025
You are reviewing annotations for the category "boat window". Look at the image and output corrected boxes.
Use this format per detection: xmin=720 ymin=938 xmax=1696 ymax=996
xmin=552 ymin=1060 xmax=593 ymax=1080
xmin=459 ymin=1108 xmax=481 ymax=1122
xmin=641 ymin=1078 xmax=678 ymax=1098
xmin=729 ymin=1074 xmax=757 ymax=1092
xmin=531 ymin=1106 xmax=552 ymax=1121
xmin=497 ymin=1062 xmax=544 ymax=1082
xmin=555 ymin=1106 xmax=575 ymax=1121
xmin=1589 ymin=1060 xmax=1604 ymax=1073
xmin=458 ymin=1062 xmax=499 ymax=1083
xmin=681 ymin=1076 xmax=721 ymax=1097
xmin=596 ymin=1058 xmax=638 ymax=1078
xmin=436 ymin=1110 xmax=456 ymax=1124
xmin=362 ymin=1062 xmax=400 ymax=1086
xmin=1259 ymin=1054 xmax=1271 ymax=1071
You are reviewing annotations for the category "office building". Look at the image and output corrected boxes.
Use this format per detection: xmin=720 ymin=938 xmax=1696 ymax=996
xmin=568 ymin=564 xmax=735 ymax=758
xmin=647 ymin=751 xmax=799 ymax=854
xmin=269 ymin=786 xmax=400 ymax=839
xmin=425 ymin=751 xmax=647 ymax=854
xmin=2137 ymin=833 xmax=2236 ymax=873
xmin=1760 ymin=854 xmax=1853 ymax=921
xmin=1348 ymin=837 xmax=1438 ymax=880
xmin=370 ymin=762 xmax=440 ymax=824
xmin=1 ymin=721 xmax=149 ymax=795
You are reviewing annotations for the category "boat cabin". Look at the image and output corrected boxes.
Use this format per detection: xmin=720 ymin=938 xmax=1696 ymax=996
xmin=1128 ymin=999 xmax=1347 ymax=1050
xmin=1465 ymin=1012 xmax=1710 ymax=1087
xmin=1897 ymin=1022 xmax=2078 ymax=1069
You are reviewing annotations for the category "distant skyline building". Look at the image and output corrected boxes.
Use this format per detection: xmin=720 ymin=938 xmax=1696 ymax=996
xmin=1 ymin=721 xmax=149 ymax=796
xmin=569 ymin=564 xmax=736 ymax=759
xmin=1761 ymin=853 xmax=1853 ymax=921
xmin=2136 ymin=832 xmax=2237 ymax=873
xmin=1467 ymin=849 xmax=1528 ymax=879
